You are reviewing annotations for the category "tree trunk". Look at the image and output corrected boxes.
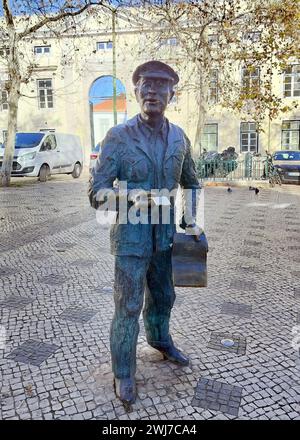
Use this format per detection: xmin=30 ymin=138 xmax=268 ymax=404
xmin=193 ymin=67 xmax=207 ymax=159
xmin=0 ymin=14 xmax=21 ymax=188
xmin=1 ymin=79 xmax=20 ymax=187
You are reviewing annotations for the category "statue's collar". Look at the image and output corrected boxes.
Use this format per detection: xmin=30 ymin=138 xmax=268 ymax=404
xmin=127 ymin=115 xmax=183 ymax=162
xmin=137 ymin=114 xmax=168 ymax=141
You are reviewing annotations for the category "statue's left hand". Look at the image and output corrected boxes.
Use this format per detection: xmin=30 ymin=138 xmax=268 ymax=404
xmin=128 ymin=190 xmax=151 ymax=209
xmin=185 ymin=224 xmax=204 ymax=242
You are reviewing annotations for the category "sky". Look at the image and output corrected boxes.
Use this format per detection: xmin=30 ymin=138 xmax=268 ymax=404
xmin=0 ymin=1 xmax=154 ymax=16
xmin=89 ymin=75 xmax=126 ymax=103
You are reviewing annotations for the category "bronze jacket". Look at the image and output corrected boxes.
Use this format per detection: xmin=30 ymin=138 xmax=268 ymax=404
xmin=89 ymin=115 xmax=200 ymax=257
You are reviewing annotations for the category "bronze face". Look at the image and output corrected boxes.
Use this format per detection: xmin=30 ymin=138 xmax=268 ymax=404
xmin=135 ymin=76 xmax=174 ymax=119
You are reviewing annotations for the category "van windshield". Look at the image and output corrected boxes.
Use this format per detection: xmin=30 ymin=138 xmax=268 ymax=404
xmin=274 ymin=151 xmax=300 ymax=161
xmin=15 ymin=133 xmax=44 ymax=148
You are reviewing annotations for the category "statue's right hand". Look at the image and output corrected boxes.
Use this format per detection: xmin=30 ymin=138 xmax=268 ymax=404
xmin=128 ymin=189 xmax=151 ymax=209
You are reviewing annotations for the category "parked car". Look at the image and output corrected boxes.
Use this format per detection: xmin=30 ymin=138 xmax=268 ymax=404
xmin=0 ymin=131 xmax=83 ymax=182
xmin=273 ymin=150 xmax=300 ymax=184
xmin=89 ymin=142 xmax=101 ymax=172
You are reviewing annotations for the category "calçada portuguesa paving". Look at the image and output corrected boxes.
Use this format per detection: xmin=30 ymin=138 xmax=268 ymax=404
xmin=0 ymin=175 xmax=300 ymax=420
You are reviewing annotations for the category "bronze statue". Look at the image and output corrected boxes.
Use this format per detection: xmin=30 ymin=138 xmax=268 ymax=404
xmin=89 ymin=61 xmax=203 ymax=406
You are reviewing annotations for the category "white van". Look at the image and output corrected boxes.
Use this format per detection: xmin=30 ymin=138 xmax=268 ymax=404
xmin=0 ymin=131 xmax=83 ymax=182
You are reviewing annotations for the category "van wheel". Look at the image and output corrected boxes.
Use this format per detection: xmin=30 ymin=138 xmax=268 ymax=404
xmin=39 ymin=164 xmax=50 ymax=182
xmin=72 ymin=162 xmax=82 ymax=178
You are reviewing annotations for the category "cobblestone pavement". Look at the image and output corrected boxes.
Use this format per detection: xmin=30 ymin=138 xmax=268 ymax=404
xmin=0 ymin=176 xmax=300 ymax=420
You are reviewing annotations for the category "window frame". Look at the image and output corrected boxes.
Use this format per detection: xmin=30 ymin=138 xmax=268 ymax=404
xmin=34 ymin=45 xmax=51 ymax=55
xmin=283 ymin=64 xmax=300 ymax=98
xmin=240 ymin=122 xmax=258 ymax=153
xmin=201 ymin=123 xmax=218 ymax=151
xmin=241 ymin=67 xmax=260 ymax=91
xmin=281 ymin=120 xmax=300 ymax=150
xmin=208 ymin=69 xmax=218 ymax=104
xmin=37 ymin=78 xmax=54 ymax=109
xmin=1 ymin=82 xmax=8 ymax=111
xmin=242 ymin=31 xmax=261 ymax=43
xmin=208 ymin=34 xmax=218 ymax=45
xmin=0 ymin=47 xmax=10 ymax=58
xmin=2 ymin=130 xmax=7 ymax=143
xmin=159 ymin=37 xmax=178 ymax=47
xmin=96 ymin=41 xmax=113 ymax=51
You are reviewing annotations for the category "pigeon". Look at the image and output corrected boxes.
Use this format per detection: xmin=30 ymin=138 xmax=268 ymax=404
xmin=255 ymin=188 xmax=259 ymax=195
xmin=227 ymin=188 xmax=232 ymax=193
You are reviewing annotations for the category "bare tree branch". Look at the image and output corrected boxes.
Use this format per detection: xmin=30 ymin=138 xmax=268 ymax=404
xmin=17 ymin=1 xmax=111 ymax=39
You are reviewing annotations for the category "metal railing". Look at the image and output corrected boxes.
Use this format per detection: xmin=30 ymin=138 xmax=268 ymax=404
xmin=196 ymin=156 xmax=269 ymax=181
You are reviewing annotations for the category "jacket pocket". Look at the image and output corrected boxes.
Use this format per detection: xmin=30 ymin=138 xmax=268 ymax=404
xmin=123 ymin=157 xmax=148 ymax=182
xmin=166 ymin=151 xmax=185 ymax=182
xmin=110 ymin=222 xmax=142 ymax=244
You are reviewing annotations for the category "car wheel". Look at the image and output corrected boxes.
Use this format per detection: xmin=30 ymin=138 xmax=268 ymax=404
xmin=38 ymin=164 xmax=50 ymax=182
xmin=72 ymin=162 xmax=82 ymax=178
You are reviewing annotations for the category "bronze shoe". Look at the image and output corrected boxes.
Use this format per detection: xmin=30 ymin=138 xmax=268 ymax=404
xmin=113 ymin=377 xmax=137 ymax=405
xmin=159 ymin=345 xmax=190 ymax=366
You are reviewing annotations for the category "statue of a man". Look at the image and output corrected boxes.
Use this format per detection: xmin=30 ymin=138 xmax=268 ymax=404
xmin=89 ymin=61 xmax=202 ymax=406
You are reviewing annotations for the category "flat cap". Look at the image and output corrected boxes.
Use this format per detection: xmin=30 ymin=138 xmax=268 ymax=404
xmin=132 ymin=60 xmax=179 ymax=85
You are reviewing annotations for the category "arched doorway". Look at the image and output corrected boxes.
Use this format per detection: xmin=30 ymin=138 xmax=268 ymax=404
xmin=89 ymin=76 xmax=127 ymax=149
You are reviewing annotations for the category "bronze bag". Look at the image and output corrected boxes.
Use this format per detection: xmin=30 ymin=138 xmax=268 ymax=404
xmin=172 ymin=232 xmax=208 ymax=287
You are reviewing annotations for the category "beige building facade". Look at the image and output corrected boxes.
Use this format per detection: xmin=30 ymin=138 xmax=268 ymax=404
xmin=0 ymin=10 xmax=299 ymax=166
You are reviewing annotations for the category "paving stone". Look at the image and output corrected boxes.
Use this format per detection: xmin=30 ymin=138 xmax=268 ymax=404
xmin=70 ymin=259 xmax=98 ymax=268
xmin=39 ymin=274 xmax=69 ymax=285
xmin=243 ymin=240 xmax=262 ymax=247
xmin=229 ymin=280 xmax=257 ymax=291
xmin=192 ymin=378 xmax=243 ymax=416
xmin=294 ymin=288 xmax=300 ymax=298
xmin=59 ymin=307 xmax=99 ymax=324
xmin=82 ymin=411 xmax=93 ymax=420
xmin=43 ymin=413 xmax=54 ymax=420
xmin=221 ymin=301 xmax=252 ymax=318
xmin=55 ymin=242 xmax=76 ymax=251
xmin=207 ymin=332 xmax=247 ymax=355
xmin=65 ymin=406 xmax=77 ymax=415
xmin=0 ymin=266 xmax=19 ymax=277
xmin=7 ymin=340 xmax=60 ymax=366
xmin=0 ymin=296 xmax=34 ymax=310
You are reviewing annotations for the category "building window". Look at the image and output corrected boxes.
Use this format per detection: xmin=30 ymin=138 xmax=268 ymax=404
xmin=242 ymin=31 xmax=261 ymax=43
xmin=159 ymin=37 xmax=178 ymax=47
xmin=208 ymin=34 xmax=218 ymax=44
xmin=1 ymin=90 xmax=8 ymax=111
xmin=240 ymin=122 xmax=258 ymax=153
xmin=1 ymin=82 xmax=8 ymax=111
xmin=0 ymin=47 xmax=10 ymax=58
xmin=242 ymin=67 xmax=260 ymax=90
xmin=283 ymin=65 xmax=300 ymax=98
xmin=96 ymin=41 xmax=113 ymax=50
xmin=201 ymin=124 xmax=218 ymax=151
xmin=2 ymin=130 xmax=7 ymax=143
xmin=37 ymin=79 xmax=53 ymax=109
xmin=34 ymin=46 xmax=51 ymax=55
xmin=281 ymin=120 xmax=300 ymax=150
xmin=209 ymin=70 xmax=218 ymax=104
